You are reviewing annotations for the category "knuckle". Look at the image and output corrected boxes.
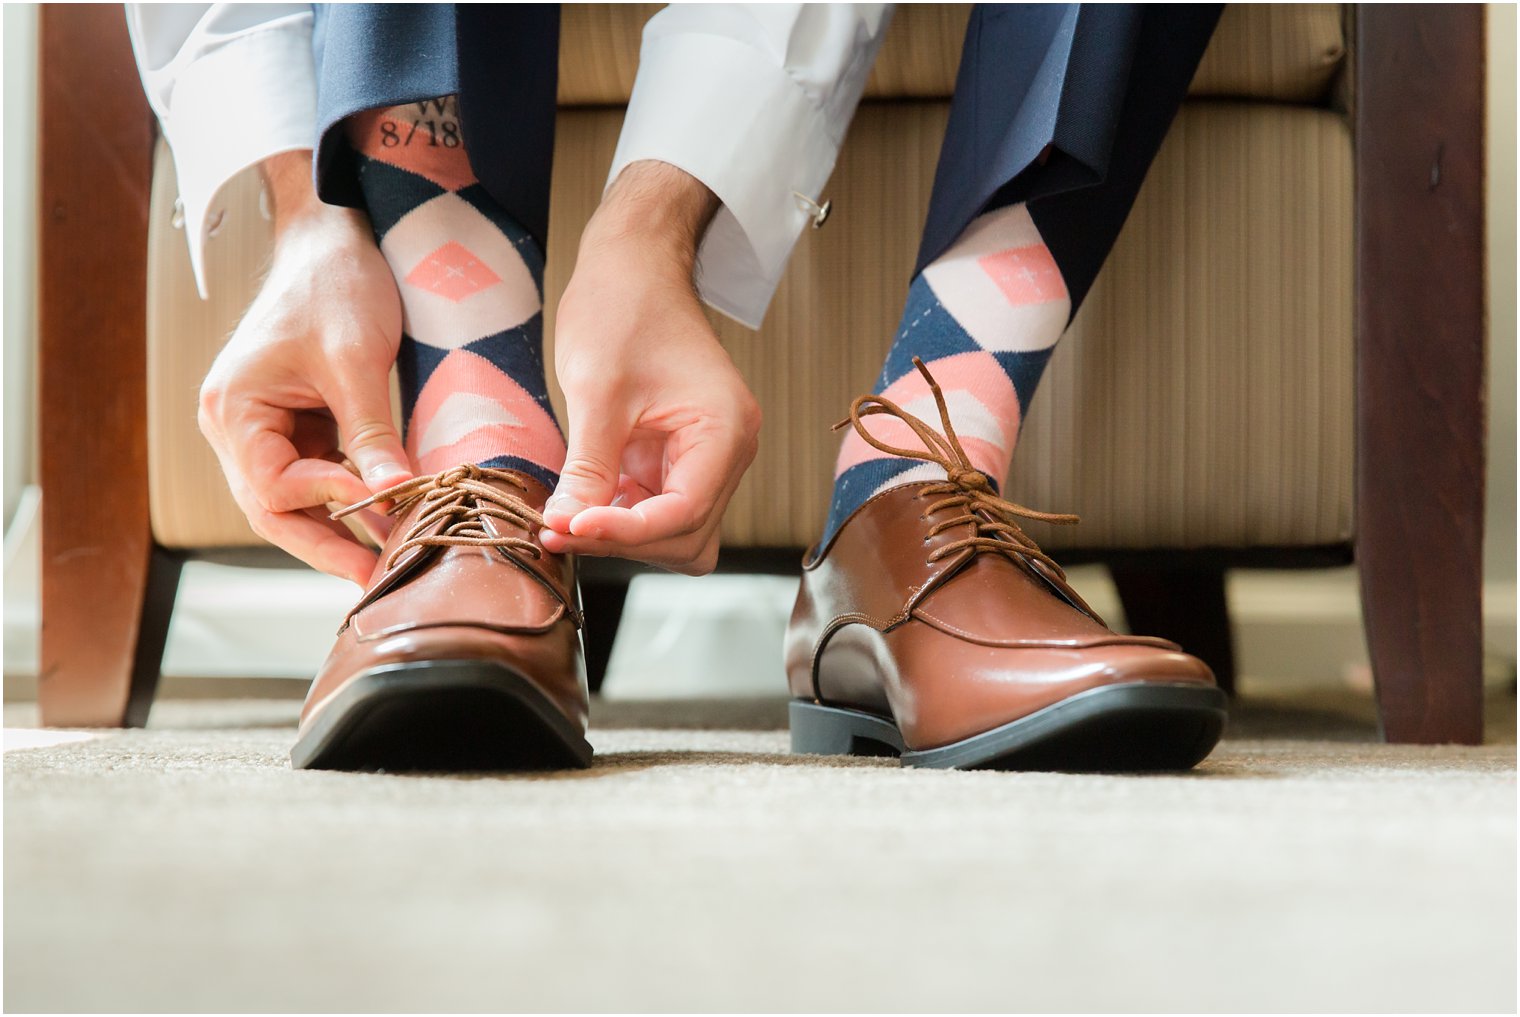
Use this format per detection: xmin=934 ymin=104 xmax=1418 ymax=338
xmin=554 ymin=352 xmax=602 ymax=393
xmin=685 ymin=501 xmax=713 ymax=534
xmin=561 ymin=452 xmax=619 ymax=483
xmin=197 ymin=381 xmax=226 ymax=420
xmin=344 ymin=417 xmax=398 ymax=450
xmin=677 ymin=550 xmax=718 ymax=577
xmin=738 ymin=393 xmax=763 ymax=434
xmin=734 ymin=431 xmax=760 ymax=470
xmin=196 ymin=403 xmax=217 ymax=443
xmin=245 ymin=513 xmax=272 ymax=542
xmin=262 ymin=487 xmax=303 ymax=514
xmin=671 ymin=537 xmax=719 ymax=577
xmin=326 ymin=329 xmax=380 ymax=364
xmin=252 ymin=486 xmax=286 ymax=516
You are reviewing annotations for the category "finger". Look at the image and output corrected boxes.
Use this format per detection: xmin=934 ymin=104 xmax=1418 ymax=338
xmin=541 ymin=526 xmax=721 ymax=577
xmin=256 ymin=509 xmax=378 ymax=585
xmin=545 ymin=404 xmax=631 ymax=532
xmin=229 ymin=479 xmax=379 ymax=584
xmin=328 ymin=374 xmax=412 ymax=491
xmin=539 ymin=431 xmax=748 ymax=568
xmin=611 ymin=473 xmax=658 ymax=509
xmin=542 ymin=452 xmax=744 ymax=571
xmin=339 ymin=506 xmax=394 ymax=547
xmin=567 ymin=424 xmax=746 ymax=545
xmin=241 ymin=424 xmax=375 ymax=512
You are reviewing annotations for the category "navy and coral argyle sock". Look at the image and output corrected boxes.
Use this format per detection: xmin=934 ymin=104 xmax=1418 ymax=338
xmin=820 ymin=203 xmax=1072 ymax=547
xmin=346 ymin=96 xmax=564 ymax=488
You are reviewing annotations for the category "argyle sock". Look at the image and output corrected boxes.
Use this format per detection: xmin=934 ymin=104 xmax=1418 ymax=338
xmin=820 ymin=203 xmax=1071 ymax=547
xmin=345 ymin=96 xmax=564 ymax=488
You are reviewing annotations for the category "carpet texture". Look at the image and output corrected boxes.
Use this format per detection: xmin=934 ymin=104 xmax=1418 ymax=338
xmin=4 ymin=693 xmax=1515 ymax=1013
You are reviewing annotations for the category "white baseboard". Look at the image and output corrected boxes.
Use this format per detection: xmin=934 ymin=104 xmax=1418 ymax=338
xmin=5 ymin=484 xmax=1515 ymax=699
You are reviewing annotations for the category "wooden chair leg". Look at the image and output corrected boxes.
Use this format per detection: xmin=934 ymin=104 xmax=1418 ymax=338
xmin=1109 ymin=565 xmax=1236 ymax=696
xmin=1355 ymin=7 xmax=1486 ymax=744
xmin=579 ymin=577 xmax=631 ymax=694
xmin=37 ymin=5 xmax=161 ymax=727
xmin=41 ymin=547 xmax=184 ymax=728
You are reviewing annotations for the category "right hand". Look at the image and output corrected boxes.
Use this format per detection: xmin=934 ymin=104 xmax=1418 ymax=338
xmin=538 ymin=161 xmax=760 ymax=575
xmin=197 ymin=152 xmax=412 ymax=585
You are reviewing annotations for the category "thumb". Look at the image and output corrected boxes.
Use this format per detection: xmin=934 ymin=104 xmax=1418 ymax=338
xmin=545 ymin=408 xmax=628 ymax=533
xmin=331 ymin=376 xmax=412 ymax=492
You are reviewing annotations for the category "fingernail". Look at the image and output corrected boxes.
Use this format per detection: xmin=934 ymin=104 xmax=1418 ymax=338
xmin=368 ymin=463 xmax=410 ymax=487
xmin=544 ymin=495 xmax=585 ymax=522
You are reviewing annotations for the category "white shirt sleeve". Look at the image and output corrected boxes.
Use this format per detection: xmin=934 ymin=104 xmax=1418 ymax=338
xmin=126 ymin=3 xmax=318 ymax=298
xmin=608 ymin=4 xmax=894 ymax=329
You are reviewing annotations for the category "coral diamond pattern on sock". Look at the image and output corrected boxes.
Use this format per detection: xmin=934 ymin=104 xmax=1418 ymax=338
xmin=347 ymin=97 xmax=564 ymax=487
xmin=820 ymin=204 xmax=1073 ymax=549
xmin=407 ymin=349 xmax=566 ymax=481
xmin=405 ymin=240 xmax=503 ymax=302
xmin=979 ymin=243 xmax=1066 ymax=305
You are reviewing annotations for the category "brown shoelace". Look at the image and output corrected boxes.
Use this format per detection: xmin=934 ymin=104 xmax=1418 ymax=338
xmin=837 ymin=356 xmax=1079 ymax=577
xmin=332 ymin=464 xmax=545 ymax=572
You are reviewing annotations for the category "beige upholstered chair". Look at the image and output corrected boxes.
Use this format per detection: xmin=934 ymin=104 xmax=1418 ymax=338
xmin=38 ymin=5 xmax=1488 ymax=742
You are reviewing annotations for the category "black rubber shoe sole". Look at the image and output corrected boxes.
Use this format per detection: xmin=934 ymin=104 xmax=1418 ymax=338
xmin=790 ymin=682 xmax=1227 ymax=772
xmin=290 ymin=660 xmax=592 ymax=772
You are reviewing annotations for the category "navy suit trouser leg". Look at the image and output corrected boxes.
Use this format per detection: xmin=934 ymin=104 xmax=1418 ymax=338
xmin=310 ymin=3 xmax=561 ymax=251
xmin=918 ymin=4 xmax=1222 ymax=315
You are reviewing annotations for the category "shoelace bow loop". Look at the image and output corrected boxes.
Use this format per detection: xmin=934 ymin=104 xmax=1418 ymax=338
xmin=835 ymin=356 xmax=1079 ymax=578
xmin=332 ymin=464 xmax=546 ymax=572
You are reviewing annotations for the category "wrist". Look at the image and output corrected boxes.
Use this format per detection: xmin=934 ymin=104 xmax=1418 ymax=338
xmin=261 ymin=150 xmax=370 ymax=247
xmin=583 ymin=160 xmax=720 ymax=274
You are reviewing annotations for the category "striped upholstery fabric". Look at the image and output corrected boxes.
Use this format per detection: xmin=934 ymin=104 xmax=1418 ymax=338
xmin=557 ymin=4 xmax=1347 ymax=105
xmin=146 ymin=140 xmax=265 ymax=548
xmin=543 ymin=103 xmax=1353 ymax=550
xmin=1010 ymin=103 xmax=1354 ymax=551
xmin=146 ymin=6 xmax=1354 ymax=556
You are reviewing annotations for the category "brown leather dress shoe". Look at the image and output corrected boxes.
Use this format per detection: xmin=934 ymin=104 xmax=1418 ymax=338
xmin=785 ymin=360 xmax=1226 ymax=771
xmin=291 ymin=465 xmax=592 ymax=772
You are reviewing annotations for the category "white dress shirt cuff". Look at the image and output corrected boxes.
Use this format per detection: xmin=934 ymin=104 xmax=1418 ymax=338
xmin=160 ymin=24 xmax=317 ymax=297
xmin=607 ymin=32 xmax=838 ymax=330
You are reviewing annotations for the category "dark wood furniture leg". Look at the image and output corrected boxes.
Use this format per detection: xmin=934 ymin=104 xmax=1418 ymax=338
xmin=1109 ymin=565 xmax=1237 ymax=696
xmin=1355 ymin=6 xmax=1487 ymax=744
xmin=579 ymin=577 xmax=632 ymax=694
xmin=38 ymin=5 xmax=166 ymax=727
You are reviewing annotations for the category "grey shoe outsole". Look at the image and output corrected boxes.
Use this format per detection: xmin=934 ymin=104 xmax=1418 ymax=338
xmin=790 ymin=682 xmax=1228 ymax=772
xmin=290 ymin=660 xmax=593 ymax=772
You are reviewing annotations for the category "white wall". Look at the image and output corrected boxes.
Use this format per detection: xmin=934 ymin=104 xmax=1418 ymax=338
xmin=3 ymin=3 xmax=38 ymax=526
xmin=1485 ymin=2 xmax=1516 ymax=588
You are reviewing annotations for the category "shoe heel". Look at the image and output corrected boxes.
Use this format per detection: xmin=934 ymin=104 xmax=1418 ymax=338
xmin=789 ymin=700 xmax=904 ymax=757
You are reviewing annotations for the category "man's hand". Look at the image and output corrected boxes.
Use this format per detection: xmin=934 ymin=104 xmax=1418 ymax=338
xmin=540 ymin=161 xmax=761 ymax=575
xmin=197 ymin=150 xmax=411 ymax=585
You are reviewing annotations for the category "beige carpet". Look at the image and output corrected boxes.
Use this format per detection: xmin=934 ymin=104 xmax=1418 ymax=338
xmin=4 ymin=692 xmax=1515 ymax=1013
